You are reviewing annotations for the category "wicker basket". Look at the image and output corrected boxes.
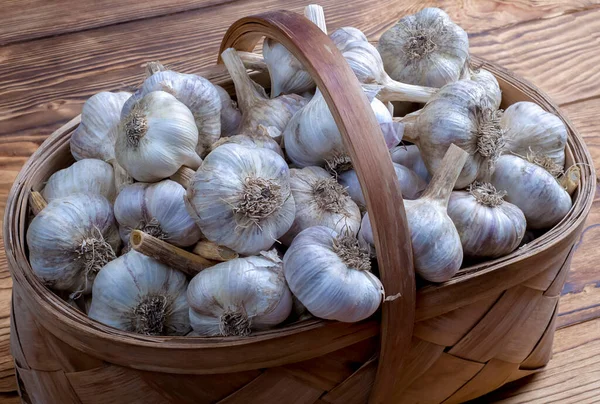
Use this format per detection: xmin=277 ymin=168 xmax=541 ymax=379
xmin=4 ymin=10 xmax=596 ymax=404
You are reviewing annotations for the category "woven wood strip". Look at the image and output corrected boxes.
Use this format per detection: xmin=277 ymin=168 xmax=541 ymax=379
xmin=444 ymin=359 xmax=519 ymax=403
xmin=521 ymin=307 xmax=558 ymax=370
xmin=319 ymin=358 xmax=377 ymax=404
xmin=544 ymin=245 xmax=576 ymax=297
xmin=17 ymin=366 xmax=81 ymax=404
xmin=392 ymin=338 xmax=445 ymax=398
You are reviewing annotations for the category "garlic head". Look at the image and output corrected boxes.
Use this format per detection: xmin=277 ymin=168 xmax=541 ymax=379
xmin=470 ymin=68 xmax=502 ymax=110
xmin=209 ymin=128 xmax=284 ymax=157
xmin=390 ymin=144 xmax=431 ymax=182
xmin=215 ymin=84 xmax=242 ymax=137
xmin=42 ymin=159 xmax=116 ymax=203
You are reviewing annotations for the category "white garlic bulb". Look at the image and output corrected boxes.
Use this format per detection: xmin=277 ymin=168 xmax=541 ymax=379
xmin=114 ymin=180 xmax=201 ymax=247
xmin=210 ymin=129 xmax=284 ymax=157
xmin=215 ymin=84 xmax=242 ymax=137
xmin=27 ymin=194 xmax=120 ymax=296
xmin=122 ymin=63 xmax=221 ymax=156
xmin=89 ymin=250 xmax=190 ymax=336
xmin=283 ymin=88 xmax=401 ymax=171
xmin=115 ymin=90 xmax=202 ymax=182
xmin=390 ymin=144 xmax=431 ymax=182
xmin=188 ymin=250 xmax=292 ymax=336
xmin=282 ymin=166 xmax=361 ymax=245
xmin=378 ymin=7 xmax=469 ymax=87
xmin=502 ymin=101 xmax=567 ymax=168
xmin=185 ymin=143 xmax=295 ymax=255
xmin=330 ymin=26 xmax=368 ymax=51
xmin=470 ymin=68 xmax=502 ymax=110
xmin=448 ymin=183 xmax=526 ymax=258
xmin=491 ymin=155 xmax=572 ymax=229
xmin=283 ymin=226 xmax=383 ymax=322
xmin=263 ymin=4 xmax=327 ymax=97
xmin=70 ymin=91 xmax=131 ymax=162
xmin=360 ymin=145 xmax=467 ymax=282
xmin=338 ymin=163 xmax=426 ymax=208
xmin=42 ymin=159 xmax=116 ymax=202
xmin=221 ymin=48 xmax=307 ymax=143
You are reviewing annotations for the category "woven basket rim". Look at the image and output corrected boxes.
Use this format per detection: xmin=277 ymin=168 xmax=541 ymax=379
xmin=3 ymin=57 xmax=596 ymax=355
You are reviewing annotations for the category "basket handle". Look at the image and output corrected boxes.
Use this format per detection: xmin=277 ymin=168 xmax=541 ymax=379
xmin=220 ymin=11 xmax=415 ymax=404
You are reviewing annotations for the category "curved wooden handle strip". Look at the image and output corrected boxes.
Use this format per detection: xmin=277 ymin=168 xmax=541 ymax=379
xmin=220 ymin=11 xmax=415 ymax=404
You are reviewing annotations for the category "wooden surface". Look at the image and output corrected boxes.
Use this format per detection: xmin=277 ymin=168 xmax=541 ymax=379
xmin=1 ymin=0 xmax=599 ymax=402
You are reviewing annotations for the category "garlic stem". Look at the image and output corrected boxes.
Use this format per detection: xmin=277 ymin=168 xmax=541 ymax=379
xmin=145 ymin=61 xmax=166 ymax=77
xmin=29 ymin=191 xmax=47 ymax=216
xmin=221 ymin=48 xmax=265 ymax=111
xmin=238 ymin=51 xmax=268 ymax=71
xmin=193 ymin=241 xmax=239 ymax=262
xmin=393 ymin=110 xmax=422 ymax=142
xmin=304 ymin=4 xmax=327 ymax=33
xmin=378 ymin=75 xmax=437 ymax=103
xmin=130 ymin=230 xmax=216 ymax=277
xmin=169 ymin=166 xmax=196 ymax=189
xmin=421 ymin=144 xmax=468 ymax=206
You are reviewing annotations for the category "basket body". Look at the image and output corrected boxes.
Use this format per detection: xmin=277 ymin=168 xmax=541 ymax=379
xmin=4 ymin=23 xmax=595 ymax=404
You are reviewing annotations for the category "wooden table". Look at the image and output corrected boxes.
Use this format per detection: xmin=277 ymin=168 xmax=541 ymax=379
xmin=1 ymin=1 xmax=599 ymax=402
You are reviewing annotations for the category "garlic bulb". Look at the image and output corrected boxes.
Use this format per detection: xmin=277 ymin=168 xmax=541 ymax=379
xmin=378 ymin=7 xmax=469 ymax=87
xmin=282 ymin=166 xmax=361 ymax=244
xmin=114 ymin=180 xmax=201 ymax=247
xmin=448 ymin=182 xmax=526 ymax=258
xmin=210 ymin=128 xmax=284 ymax=157
xmin=283 ymin=88 xmax=401 ymax=170
xmin=338 ymin=38 xmax=437 ymax=103
xmin=188 ymin=250 xmax=292 ymax=336
xmin=115 ymin=90 xmax=202 ymax=182
xmin=263 ymin=4 xmax=327 ymax=97
xmin=27 ymin=194 xmax=120 ymax=297
xmin=470 ymin=68 xmax=502 ymax=110
xmin=502 ymin=101 xmax=567 ymax=168
xmin=185 ymin=143 xmax=295 ymax=255
xmin=330 ymin=26 xmax=368 ymax=51
xmin=221 ymin=48 xmax=307 ymax=142
xmin=42 ymin=159 xmax=116 ymax=202
xmin=89 ymin=250 xmax=190 ymax=336
xmin=390 ymin=144 xmax=431 ymax=182
xmin=360 ymin=145 xmax=467 ymax=282
xmin=70 ymin=91 xmax=131 ymax=162
xmin=215 ymin=84 xmax=242 ymax=137
xmin=491 ymin=155 xmax=572 ymax=229
xmin=122 ymin=63 xmax=221 ymax=156
xmin=338 ymin=163 xmax=426 ymax=208
xmin=283 ymin=226 xmax=383 ymax=322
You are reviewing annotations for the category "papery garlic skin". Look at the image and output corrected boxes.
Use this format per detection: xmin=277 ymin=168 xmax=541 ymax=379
xmin=89 ymin=250 xmax=190 ymax=336
xmin=284 ymin=226 xmax=383 ymax=322
xmin=390 ymin=145 xmax=431 ymax=182
xmin=338 ymin=163 xmax=425 ymax=207
xmin=115 ymin=91 xmax=202 ymax=182
xmin=448 ymin=183 xmax=526 ymax=258
xmin=70 ymin=91 xmax=131 ymax=162
xmin=122 ymin=69 xmax=221 ymax=156
xmin=283 ymin=89 xmax=400 ymax=169
xmin=186 ymin=143 xmax=295 ymax=255
xmin=330 ymin=27 xmax=368 ymax=51
xmin=114 ymin=180 xmax=201 ymax=247
xmin=282 ymin=166 xmax=361 ymax=245
xmin=378 ymin=7 xmax=469 ymax=88
xmin=471 ymin=68 xmax=502 ymax=110
xmin=42 ymin=159 xmax=116 ymax=202
xmin=210 ymin=131 xmax=284 ymax=157
xmin=502 ymin=102 xmax=567 ymax=167
xmin=27 ymin=194 xmax=120 ymax=296
xmin=215 ymin=84 xmax=242 ymax=137
xmin=491 ymin=155 xmax=572 ymax=229
xmin=188 ymin=250 xmax=292 ymax=336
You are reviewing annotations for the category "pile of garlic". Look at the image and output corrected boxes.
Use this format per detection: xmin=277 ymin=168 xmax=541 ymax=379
xmin=26 ymin=5 xmax=577 ymax=337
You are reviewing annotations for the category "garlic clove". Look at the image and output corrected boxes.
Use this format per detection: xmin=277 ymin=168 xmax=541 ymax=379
xmin=283 ymin=226 xmax=383 ymax=322
xmin=281 ymin=166 xmax=361 ymax=245
xmin=378 ymin=7 xmax=469 ymax=88
xmin=501 ymin=101 xmax=567 ymax=168
xmin=70 ymin=91 xmax=131 ymax=162
xmin=89 ymin=250 xmax=190 ymax=336
xmin=221 ymin=48 xmax=308 ymax=143
xmin=27 ymin=194 xmax=121 ymax=297
xmin=187 ymin=250 xmax=292 ymax=336
xmin=448 ymin=183 xmax=526 ymax=258
xmin=42 ymin=159 xmax=116 ymax=203
xmin=338 ymin=163 xmax=426 ymax=208
xmin=215 ymin=84 xmax=242 ymax=137
xmin=115 ymin=90 xmax=202 ymax=182
xmin=490 ymin=155 xmax=572 ymax=229
xmin=470 ymin=68 xmax=502 ymax=110
xmin=390 ymin=144 xmax=431 ymax=182
xmin=114 ymin=180 xmax=201 ymax=248
xmin=123 ymin=64 xmax=222 ymax=156
xmin=185 ymin=143 xmax=295 ymax=255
